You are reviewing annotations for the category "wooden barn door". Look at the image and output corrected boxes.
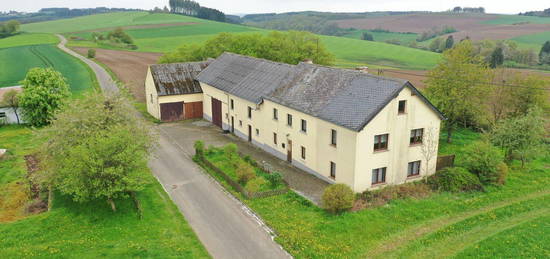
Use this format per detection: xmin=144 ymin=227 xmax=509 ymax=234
xmin=184 ymin=101 xmax=203 ymax=119
xmin=211 ymin=97 xmax=222 ymax=128
xmin=160 ymin=102 xmax=184 ymax=122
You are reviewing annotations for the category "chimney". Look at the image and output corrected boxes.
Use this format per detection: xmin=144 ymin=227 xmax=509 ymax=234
xmin=355 ymin=66 xmax=369 ymax=73
xmin=303 ymin=59 xmax=313 ymax=64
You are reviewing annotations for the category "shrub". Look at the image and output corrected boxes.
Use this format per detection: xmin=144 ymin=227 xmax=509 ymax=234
xmin=236 ymin=161 xmax=256 ymax=184
xmin=357 ymin=182 xmax=432 ymax=210
xmin=223 ymin=143 xmax=238 ymax=155
xmin=265 ymin=172 xmax=284 ymax=188
xmin=428 ymin=167 xmax=484 ymax=192
xmin=194 ymin=140 xmax=204 ymax=156
xmin=497 ymin=162 xmax=508 ymax=185
xmin=87 ymin=49 xmax=96 ymax=58
xmin=322 ymin=184 xmax=355 ymax=214
xmin=245 ymin=177 xmax=266 ymax=193
xmin=462 ymin=141 xmax=504 ymax=185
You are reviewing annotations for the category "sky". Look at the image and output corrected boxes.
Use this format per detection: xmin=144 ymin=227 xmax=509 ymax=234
xmin=1 ymin=0 xmax=547 ymax=15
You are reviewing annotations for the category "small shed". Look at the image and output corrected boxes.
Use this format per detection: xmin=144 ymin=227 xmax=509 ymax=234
xmin=145 ymin=60 xmax=211 ymax=122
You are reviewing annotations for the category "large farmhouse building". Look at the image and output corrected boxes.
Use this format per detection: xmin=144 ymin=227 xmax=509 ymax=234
xmin=147 ymin=53 xmax=444 ymax=192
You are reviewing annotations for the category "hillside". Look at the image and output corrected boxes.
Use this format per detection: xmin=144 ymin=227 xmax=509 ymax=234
xmin=21 ymin=11 xmax=441 ymax=70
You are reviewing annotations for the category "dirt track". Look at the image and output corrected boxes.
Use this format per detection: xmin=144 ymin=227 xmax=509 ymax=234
xmin=73 ymin=47 xmax=162 ymax=102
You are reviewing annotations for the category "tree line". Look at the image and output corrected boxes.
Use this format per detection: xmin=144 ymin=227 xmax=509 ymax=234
xmin=0 ymin=20 xmax=20 ymax=38
xmin=0 ymin=8 xmax=142 ymax=23
xmin=519 ymin=8 xmax=550 ymax=17
xmin=451 ymin=7 xmax=486 ymax=13
xmin=168 ymin=0 xmax=226 ymax=22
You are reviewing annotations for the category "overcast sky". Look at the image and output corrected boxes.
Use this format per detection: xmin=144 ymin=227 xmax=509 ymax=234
xmin=2 ymin=0 xmax=547 ymax=15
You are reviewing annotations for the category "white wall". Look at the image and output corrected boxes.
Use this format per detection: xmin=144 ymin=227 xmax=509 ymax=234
xmin=0 ymin=107 xmax=23 ymax=124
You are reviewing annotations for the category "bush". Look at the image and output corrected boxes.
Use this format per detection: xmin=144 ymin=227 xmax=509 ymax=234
xmin=322 ymin=184 xmax=355 ymax=214
xmin=428 ymin=167 xmax=484 ymax=192
xmin=462 ymin=141 xmax=504 ymax=185
xmin=194 ymin=140 xmax=204 ymax=156
xmin=223 ymin=143 xmax=238 ymax=155
xmin=236 ymin=161 xmax=256 ymax=184
xmin=357 ymin=182 xmax=432 ymax=209
xmin=265 ymin=172 xmax=284 ymax=188
xmin=245 ymin=177 xmax=266 ymax=193
xmin=497 ymin=162 xmax=508 ymax=185
xmin=87 ymin=49 xmax=96 ymax=58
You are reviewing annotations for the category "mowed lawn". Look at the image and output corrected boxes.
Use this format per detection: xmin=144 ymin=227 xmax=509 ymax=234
xmin=0 ymin=44 xmax=95 ymax=93
xmin=0 ymin=126 xmax=210 ymax=258
xmin=238 ymin=129 xmax=550 ymax=258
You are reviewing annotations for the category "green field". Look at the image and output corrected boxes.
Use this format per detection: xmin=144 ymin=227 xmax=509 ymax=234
xmin=0 ymin=125 xmax=210 ymax=258
xmin=0 ymin=33 xmax=59 ymax=49
xmin=481 ymin=15 xmax=550 ymax=25
xmin=512 ymin=31 xmax=550 ymax=49
xmin=0 ymin=44 xmax=94 ymax=93
xmin=343 ymin=30 xmax=419 ymax=44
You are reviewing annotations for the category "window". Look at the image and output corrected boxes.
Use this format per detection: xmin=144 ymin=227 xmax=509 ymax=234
xmin=374 ymin=134 xmax=389 ymax=151
xmin=239 ymin=120 xmax=242 ymax=127
xmin=398 ymin=100 xmax=406 ymax=114
xmin=330 ymin=162 xmax=336 ymax=179
xmin=372 ymin=167 xmax=386 ymax=184
xmin=410 ymin=129 xmax=424 ymax=145
xmin=0 ymin=112 xmax=5 ymax=118
xmin=331 ymin=129 xmax=337 ymax=146
xmin=408 ymin=161 xmax=421 ymax=177
xmin=273 ymin=108 xmax=278 ymax=120
xmin=230 ymin=99 xmax=234 ymax=110
xmin=256 ymin=128 xmax=260 ymax=136
xmin=273 ymin=133 xmax=277 ymax=145
xmin=248 ymin=106 xmax=252 ymax=119
xmin=287 ymin=114 xmax=293 ymax=127
xmin=301 ymin=146 xmax=306 ymax=160
xmin=301 ymin=119 xmax=307 ymax=133
xmin=150 ymin=94 xmax=153 ymax=104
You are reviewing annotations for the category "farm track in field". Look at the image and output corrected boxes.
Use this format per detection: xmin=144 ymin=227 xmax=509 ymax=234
xmin=29 ymin=45 xmax=54 ymax=67
xmin=367 ymin=189 xmax=550 ymax=258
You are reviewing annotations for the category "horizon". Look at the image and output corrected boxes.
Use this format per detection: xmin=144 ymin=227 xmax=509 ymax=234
xmin=1 ymin=0 xmax=548 ymax=15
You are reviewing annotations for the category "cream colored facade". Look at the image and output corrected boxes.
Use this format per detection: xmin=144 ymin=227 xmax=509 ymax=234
xmin=145 ymin=68 xmax=203 ymax=120
xmin=201 ymin=82 xmax=442 ymax=192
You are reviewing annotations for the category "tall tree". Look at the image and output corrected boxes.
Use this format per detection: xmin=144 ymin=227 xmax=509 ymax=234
xmin=539 ymin=40 xmax=550 ymax=65
xmin=0 ymin=89 xmax=20 ymax=124
xmin=18 ymin=68 xmax=70 ymax=127
xmin=38 ymin=93 xmax=155 ymax=212
xmin=425 ymin=40 xmax=493 ymax=143
xmin=444 ymin=35 xmax=454 ymax=50
xmin=489 ymin=47 xmax=504 ymax=68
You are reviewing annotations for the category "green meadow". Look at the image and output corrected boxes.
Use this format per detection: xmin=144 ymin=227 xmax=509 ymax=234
xmin=512 ymin=31 xmax=550 ymax=50
xmin=343 ymin=30 xmax=419 ymax=45
xmin=0 ymin=33 xmax=59 ymax=49
xmin=481 ymin=15 xmax=550 ymax=25
xmin=0 ymin=44 xmax=95 ymax=93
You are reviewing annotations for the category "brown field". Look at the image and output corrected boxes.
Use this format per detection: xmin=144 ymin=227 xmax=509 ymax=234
xmin=334 ymin=14 xmax=550 ymax=41
xmin=73 ymin=47 xmax=162 ymax=102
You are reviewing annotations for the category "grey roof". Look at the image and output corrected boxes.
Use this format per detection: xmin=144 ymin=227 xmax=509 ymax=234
xmin=150 ymin=61 xmax=211 ymax=96
xmin=197 ymin=53 xmax=444 ymax=132
xmin=196 ymin=53 xmax=296 ymax=104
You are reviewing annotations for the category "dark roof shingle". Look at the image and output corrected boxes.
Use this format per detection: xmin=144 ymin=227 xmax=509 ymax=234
xmin=150 ymin=61 xmax=211 ymax=96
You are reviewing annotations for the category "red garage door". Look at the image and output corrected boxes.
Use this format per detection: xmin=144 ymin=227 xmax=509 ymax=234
xmin=184 ymin=101 xmax=203 ymax=119
xmin=211 ymin=97 xmax=222 ymax=128
xmin=160 ymin=102 xmax=184 ymax=122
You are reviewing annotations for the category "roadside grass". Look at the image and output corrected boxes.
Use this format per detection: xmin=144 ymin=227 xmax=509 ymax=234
xmin=239 ymin=128 xmax=550 ymax=258
xmin=0 ymin=33 xmax=59 ymax=49
xmin=0 ymin=44 xmax=95 ymax=94
xmin=481 ymin=15 xmax=550 ymax=25
xmin=454 ymin=214 xmax=550 ymax=258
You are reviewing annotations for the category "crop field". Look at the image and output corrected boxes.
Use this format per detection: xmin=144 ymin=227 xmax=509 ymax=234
xmin=0 ymin=44 xmax=94 ymax=93
xmin=481 ymin=15 xmax=550 ymax=25
xmin=0 ymin=33 xmax=59 ymax=49
xmin=512 ymin=31 xmax=550 ymax=49
xmin=343 ymin=30 xmax=419 ymax=44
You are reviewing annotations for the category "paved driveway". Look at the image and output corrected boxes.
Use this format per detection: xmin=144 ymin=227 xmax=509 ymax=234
xmin=159 ymin=120 xmax=329 ymax=204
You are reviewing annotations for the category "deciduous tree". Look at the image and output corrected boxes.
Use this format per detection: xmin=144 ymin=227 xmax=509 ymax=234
xmin=539 ymin=40 xmax=550 ymax=65
xmin=1 ymin=90 xmax=20 ymax=124
xmin=18 ymin=68 xmax=70 ymax=127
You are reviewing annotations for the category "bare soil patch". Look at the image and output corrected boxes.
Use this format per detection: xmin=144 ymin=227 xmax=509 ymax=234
xmin=73 ymin=22 xmax=199 ymax=33
xmin=73 ymin=47 xmax=162 ymax=102
xmin=334 ymin=14 xmax=550 ymax=41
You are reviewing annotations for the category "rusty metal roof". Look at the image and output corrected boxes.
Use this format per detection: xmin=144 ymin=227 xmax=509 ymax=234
xmin=150 ymin=61 xmax=211 ymax=96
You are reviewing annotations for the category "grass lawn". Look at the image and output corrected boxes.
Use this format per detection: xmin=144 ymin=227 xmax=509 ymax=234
xmin=235 ymin=129 xmax=550 ymax=258
xmin=0 ymin=44 xmax=95 ymax=94
xmin=0 ymin=33 xmax=59 ymax=49
xmin=481 ymin=15 xmax=550 ymax=25
xmin=0 ymin=125 xmax=210 ymax=258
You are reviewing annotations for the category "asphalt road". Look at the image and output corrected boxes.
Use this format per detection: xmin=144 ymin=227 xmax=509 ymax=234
xmin=55 ymin=37 xmax=289 ymax=259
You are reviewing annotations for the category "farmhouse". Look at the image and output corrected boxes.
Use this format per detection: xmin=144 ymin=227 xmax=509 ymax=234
xmin=147 ymin=53 xmax=445 ymax=192
xmin=145 ymin=60 xmax=211 ymax=121
xmin=0 ymin=86 xmax=23 ymax=124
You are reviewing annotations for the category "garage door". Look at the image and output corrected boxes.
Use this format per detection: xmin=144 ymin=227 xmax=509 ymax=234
xmin=211 ymin=97 xmax=222 ymax=128
xmin=184 ymin=102 xmax=203 ymax=119
xmin=160 ymin=102 xmax=184 ymax=122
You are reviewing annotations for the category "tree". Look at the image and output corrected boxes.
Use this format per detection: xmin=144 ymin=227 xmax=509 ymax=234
xmin=425 ymin=40 xmax=493 ymax=143
xmin=18 ymin=68 xmax=70 ymax=127
xmin=38 ymin=92 xmax=155 ymax=211
xmin=0 ymin=20 xmax=20 ymax=37
xmin=539 ymin=41 xmax=550 ymax=65
xmin=429 ymin=37 xmax=444 ymax=52
xmin=444 ymin=35 xmax=454 ymax=50
xmin=453 ymin=6 xmax=463 ymax=13
xmin=107 ymin=27 xmax=133 ymax=44
xmin=420 ymin=127 xmax=438 ymax=180
xmin=159 ymin=31 xmax=335 ymax=66
xmin=489 ymin=107 xmax=546 ymax=167
xmin=361 ymin=32 xmax=374 ymax=41
xmin=462 ymin=141 xmax=505 ymax=185
xmin=87 ymin=48 xmax=96 ymax=58
xmin=0 ymin=89 xmax=20 ymax=124
xmin=489 ymin=47 xmax=504 ymax=68
xmin=506 ymin=73 xmax=549 ymax=116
